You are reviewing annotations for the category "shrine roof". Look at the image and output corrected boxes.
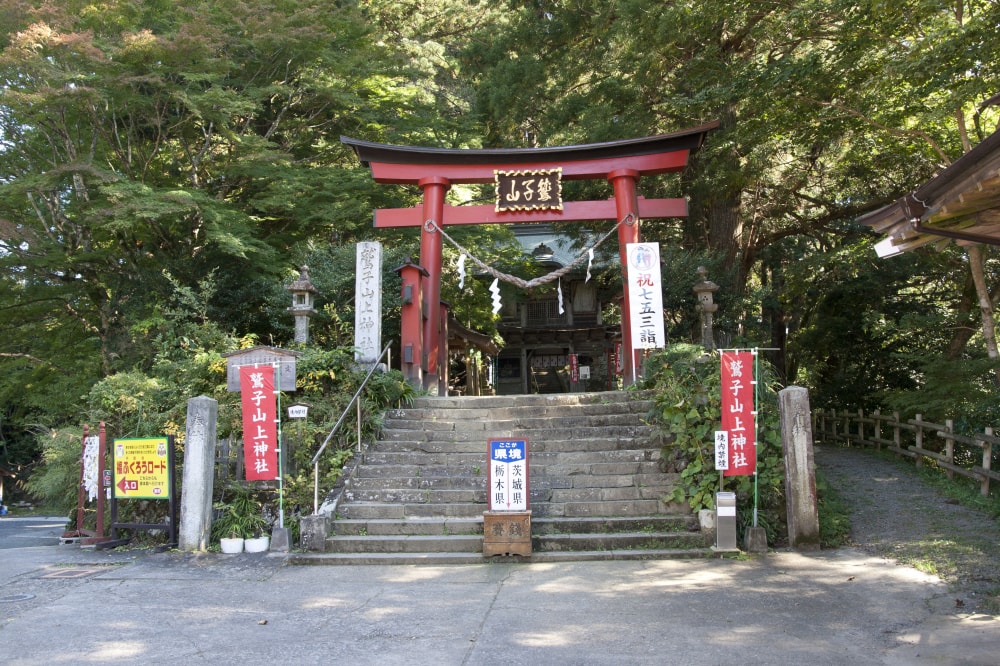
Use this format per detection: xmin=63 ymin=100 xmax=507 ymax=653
xmin=860 ymin=127 xmax=1000 ymax=255
xmin=341 ymin=122 xmax=719 ymax=183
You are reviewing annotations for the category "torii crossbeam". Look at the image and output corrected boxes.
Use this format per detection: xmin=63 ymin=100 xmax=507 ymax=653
xmin=342 ymin=121 xmax=718 ymax=394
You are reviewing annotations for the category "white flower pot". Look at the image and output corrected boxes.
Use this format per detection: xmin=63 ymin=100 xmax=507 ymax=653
xmin=244 ymin=536 xmax=270 ymax=553
xmin=220 ymin=537 xmax=244 ymax=554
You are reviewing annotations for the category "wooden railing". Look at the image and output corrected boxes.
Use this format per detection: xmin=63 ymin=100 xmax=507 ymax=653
xmin=813 ymin=408 xmax=1000 ymax=497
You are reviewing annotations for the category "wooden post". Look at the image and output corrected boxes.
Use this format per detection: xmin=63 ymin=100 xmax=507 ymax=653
xmin=893 ymin=411 xmax=901 ymax=452
xmin=914 ymin=414 xmax=924 ymax=467
xmin=982 ymin=427 xmax=993 ymax=497
xmin=943 ymin=419 xmax=955 ymax=479
xmin=873 ymin=409 xmax=882 ymax=451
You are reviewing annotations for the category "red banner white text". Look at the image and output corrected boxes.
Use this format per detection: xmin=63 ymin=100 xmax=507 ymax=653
xmin=720 ymin=351 xmax=756 ymax=476
xmin=240 ymin=365 xmax=279 ymax=481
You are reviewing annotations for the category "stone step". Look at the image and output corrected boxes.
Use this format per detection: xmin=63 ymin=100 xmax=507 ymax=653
xmin=384 ymin=412 xmax=652 ymax=430
xmin=378 ymin=424 xmax=654 ymax=443
xmin=325 ymin=534 xmax=483 ymax=554
xmin=288 ymin=547 xmax=713 ymax=566
xmin=331 ymin=515 xmax=697 ymax=537
xmin=301 ymin=390 xmax=709 ymax=565
xmin=547 ymin=486 xmax=671 ymax=502
xmin=534 ymin=531 xmax=706 ymax=552
xmin=535 ymin=499 xmax=672 ymax=518
xmin=351 ymin=461 xmax=665 ymax=477
xmin=346 ymin=476 xmax=488 ymax=491
xmin=360 ymin=449 xmax=660 ymax=467
xmin=343 ymin=488 xmax=487 ymax=504
xmin=336 ymin=502 xmax=485 ymax=520
xmin=346 ymin=468 xmax=671 ymax=490
xmin=332 ymin=517 xmax=482 ymax=536
xmin=532 ymin=515 xmax=698 ymax=534
xmin=387 ymin=402 xmax=653 ymax=423
xmin=324 ymin=530 xmax=704 ymax=555
xmin=369 ymin=437 xmax=656 ymax=454
xmin=407 ymin=391 xmax=653 ymax=410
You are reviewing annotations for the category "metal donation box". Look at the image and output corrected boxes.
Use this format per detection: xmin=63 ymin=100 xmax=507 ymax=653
xmin=715 ymin=491 xmax=737 ymax=551
xmin=483 ymin=438 xmax=531 ymax=557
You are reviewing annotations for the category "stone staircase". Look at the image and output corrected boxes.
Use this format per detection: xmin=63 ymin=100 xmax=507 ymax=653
xmin=289 ymin=391 xmax=711 ymax=565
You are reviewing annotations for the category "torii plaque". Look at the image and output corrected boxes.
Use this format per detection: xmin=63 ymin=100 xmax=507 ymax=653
xmin=342 ymin=122 xmax=718 ymax=394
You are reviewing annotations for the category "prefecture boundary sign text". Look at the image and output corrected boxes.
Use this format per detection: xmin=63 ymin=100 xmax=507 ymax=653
xmin=487 ymin=438 xmax=529 ymax=511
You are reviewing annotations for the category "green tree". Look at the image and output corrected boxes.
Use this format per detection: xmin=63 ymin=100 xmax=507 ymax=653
xmin=0 ymin=0 xmax=442 ymax=453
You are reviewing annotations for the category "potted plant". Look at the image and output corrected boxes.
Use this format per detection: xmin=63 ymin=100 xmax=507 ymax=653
xmin=211 ymin=484 xmax=271 ymax=554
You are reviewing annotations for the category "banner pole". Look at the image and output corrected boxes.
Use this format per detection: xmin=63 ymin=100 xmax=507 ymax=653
xmin=752 ymin=348 xmax=760 ymax=529
xmin=275 ymin=362 xmax=285 ymax=530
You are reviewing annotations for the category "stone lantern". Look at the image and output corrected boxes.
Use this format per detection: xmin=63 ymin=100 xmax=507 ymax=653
xmin=286 ymin=265 xmax=318 ymax=344
xmin=692 ymin=266 xmax=719 ymax=351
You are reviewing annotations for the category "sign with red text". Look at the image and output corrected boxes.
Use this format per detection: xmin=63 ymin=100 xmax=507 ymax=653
xmin=625 ymin=242 xmax=665 ymax=349
xmin=720 ymin=351 xmax=756 ymax=476
xmin=112 ymin=437 xmax=171 ymax=499
xmin=488 ymin=439 xmax=529 ymax=511
xmin=240 ymin=365 xmax=279 ymax=481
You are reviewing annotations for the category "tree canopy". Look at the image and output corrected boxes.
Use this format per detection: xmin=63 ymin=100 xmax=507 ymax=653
xmin=2 ymin=0 xmax=1000 ymax=469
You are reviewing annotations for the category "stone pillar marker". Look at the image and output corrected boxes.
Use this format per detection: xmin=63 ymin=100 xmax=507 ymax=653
xmin=779 ymin=386 xmax=820 ymax=550
xmin=179 ymin=396 xmax=218 ymax=552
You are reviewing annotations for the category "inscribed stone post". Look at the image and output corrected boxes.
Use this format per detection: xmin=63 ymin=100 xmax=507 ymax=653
xmin=179 ymin=396 xmax=218 ymax=552
xmin=779 ymin=386 xmax=820 ymax=550
xmin=354 ymin=241 xmax=383 ymax=363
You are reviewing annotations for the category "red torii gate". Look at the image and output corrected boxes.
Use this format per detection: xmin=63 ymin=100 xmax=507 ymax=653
xmin=342 ymin=121 xmax=718 ymax=395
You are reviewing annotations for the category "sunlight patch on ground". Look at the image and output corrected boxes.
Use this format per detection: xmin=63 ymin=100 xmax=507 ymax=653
xmin=301 ymin=596 xmax=353 ymax=610
xmin=378 ymin=567 xmax=454 ymax=583
xmin=514 ymin=627 xmax=587 ymax=647
xmin=86 ymin=641 xmax=146 ymax=660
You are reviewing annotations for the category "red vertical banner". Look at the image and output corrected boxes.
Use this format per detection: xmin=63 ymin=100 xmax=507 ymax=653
xmin=720 ymin=351 xmax=756 ymax=477
xmin=240 ymin=365 xmax=278 ymax=481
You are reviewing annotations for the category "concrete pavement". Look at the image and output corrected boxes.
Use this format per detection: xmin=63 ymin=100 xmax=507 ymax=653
xmin=2 ymin=525 xmax=1000 ymax=665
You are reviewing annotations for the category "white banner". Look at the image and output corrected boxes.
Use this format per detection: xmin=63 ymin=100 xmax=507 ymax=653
xmin=354 ymin=241 xmax=383 ymax=362
xmin=625 ymin=242 xmax=666 ymax=349
xmin=82 ymin=435 xmax=99 ymax=502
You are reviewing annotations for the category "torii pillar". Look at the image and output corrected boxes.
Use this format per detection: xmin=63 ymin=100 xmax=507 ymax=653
xmin=610 ymin=169 xmax=641 ymax=385
xmin=419 ymin=177 xmax=450 ymax=392
xmin=343 ymin=122 xmax=718 ymax=395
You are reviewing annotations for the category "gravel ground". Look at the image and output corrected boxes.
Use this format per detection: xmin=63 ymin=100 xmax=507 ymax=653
xmin=814 ymin=442 xmax=1000 ymax=615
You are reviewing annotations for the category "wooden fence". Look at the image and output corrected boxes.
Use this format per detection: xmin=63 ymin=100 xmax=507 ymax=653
xmin=812 ymin=408 xmax=1000 ymax=497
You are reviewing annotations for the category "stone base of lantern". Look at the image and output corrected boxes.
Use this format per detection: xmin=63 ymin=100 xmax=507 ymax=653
xmin=482 ymin=510 xmax=532 ymax=557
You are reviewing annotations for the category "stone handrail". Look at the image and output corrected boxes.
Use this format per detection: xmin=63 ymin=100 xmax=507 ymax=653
xmin=310 ymin=341 xmax=393 ymax=514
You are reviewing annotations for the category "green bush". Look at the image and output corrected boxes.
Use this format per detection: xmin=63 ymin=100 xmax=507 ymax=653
xmin=22 ymin=428 xmax=82 ymax=524
xmin=640 ymin=344 xmax=786 ymax=546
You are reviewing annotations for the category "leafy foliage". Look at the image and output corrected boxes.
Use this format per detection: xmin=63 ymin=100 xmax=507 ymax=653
xmin=211 ymin=482 xmax=272 ymax=540
xmin=641 ymin=344 xmax=786 ymax=545
xmin=22 ymin=428 xmax=83 ymax=520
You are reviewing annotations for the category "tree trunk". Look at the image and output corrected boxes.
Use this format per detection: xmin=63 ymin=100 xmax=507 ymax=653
xmin=965 ymin=244 xmax=1000 ymax=384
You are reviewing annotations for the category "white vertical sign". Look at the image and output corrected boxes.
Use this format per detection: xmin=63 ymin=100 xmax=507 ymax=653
xmin=714 ymin=431 xmax=729 ymax=471
xmin=354 ymin=241 xmax=382 ymax=362
xmin=625 ymin=242 xmax=666 ymax=349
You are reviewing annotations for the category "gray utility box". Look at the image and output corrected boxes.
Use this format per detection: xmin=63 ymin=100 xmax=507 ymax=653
xmin=716 ymin=491 xmax=737 ymax=551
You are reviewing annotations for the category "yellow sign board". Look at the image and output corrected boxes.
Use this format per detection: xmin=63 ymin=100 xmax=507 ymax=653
xmin=112 ymin=437 xmax=171 ymax=499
